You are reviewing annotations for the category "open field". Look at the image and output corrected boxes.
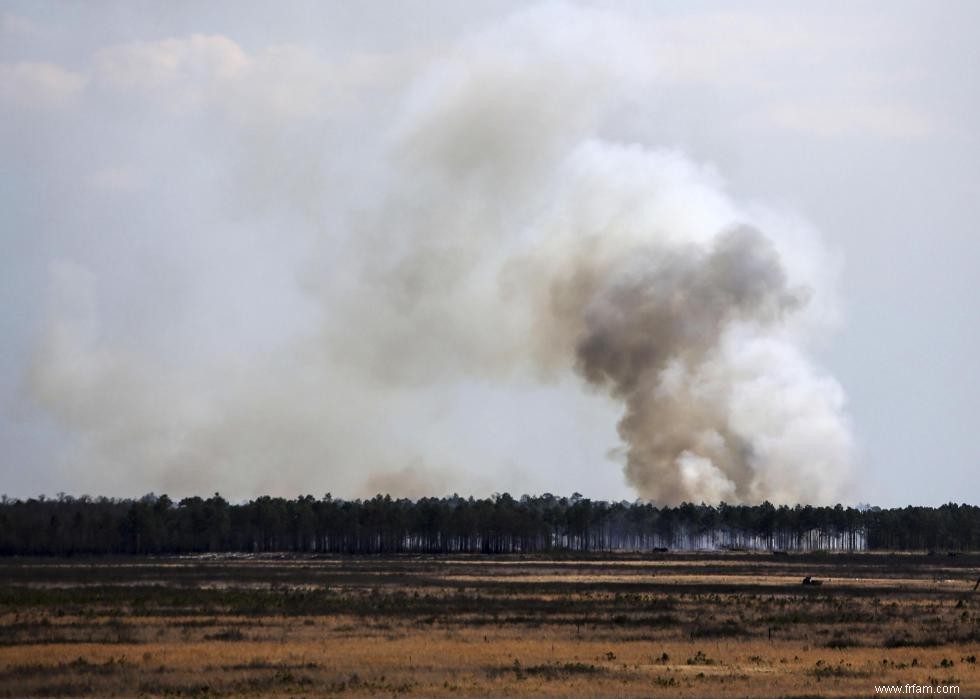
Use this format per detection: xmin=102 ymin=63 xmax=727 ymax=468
xmin=1 ymin=553 xmax=979 ymax=697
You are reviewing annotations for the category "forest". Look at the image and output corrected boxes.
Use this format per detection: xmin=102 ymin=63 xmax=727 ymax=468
xmin=1 ymin=492 xmax=978 ymax=555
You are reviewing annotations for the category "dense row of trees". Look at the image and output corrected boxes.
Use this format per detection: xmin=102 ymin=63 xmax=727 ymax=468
xmin=0 ymin=492 xmax=978 ymax=556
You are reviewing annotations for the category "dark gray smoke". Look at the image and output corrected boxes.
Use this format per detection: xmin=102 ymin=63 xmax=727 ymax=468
xmin=572 ymin=227 xmax=803 ymax=393
xmin=556 ymin=227 xmax=811 ymax=502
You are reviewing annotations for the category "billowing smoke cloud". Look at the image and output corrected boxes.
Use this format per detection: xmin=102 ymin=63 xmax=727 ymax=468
xmin=564 ymin=226 xmax=850 ymax=503
xmin=24 ymin=4 xmax=852 ymax=503
xmin=560 ymin=227 xmax=807 ymax=501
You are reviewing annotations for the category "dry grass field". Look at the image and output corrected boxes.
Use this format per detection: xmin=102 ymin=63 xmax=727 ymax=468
xmin=1 ymin=552 xmax=979 ymax=697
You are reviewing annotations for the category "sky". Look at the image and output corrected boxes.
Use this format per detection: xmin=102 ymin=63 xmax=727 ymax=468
xmin=1 ymin=1 xmax=978 ymax=506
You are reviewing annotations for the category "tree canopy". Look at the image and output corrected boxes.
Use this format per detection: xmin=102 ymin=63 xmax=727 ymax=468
xmin=0 ymin=493 xmax=976 ymax=556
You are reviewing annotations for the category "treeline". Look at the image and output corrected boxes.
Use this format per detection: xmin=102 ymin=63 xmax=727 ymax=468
xmin=0 ymin=492 xmax=978 ymax=556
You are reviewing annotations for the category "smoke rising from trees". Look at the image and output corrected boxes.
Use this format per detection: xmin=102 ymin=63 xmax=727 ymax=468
xmin=24 ymin=5 xmax=852 ymax=503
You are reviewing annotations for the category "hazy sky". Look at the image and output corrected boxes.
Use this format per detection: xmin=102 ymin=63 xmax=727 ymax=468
xmin=1 ymin=1 xmax=977 ymax=505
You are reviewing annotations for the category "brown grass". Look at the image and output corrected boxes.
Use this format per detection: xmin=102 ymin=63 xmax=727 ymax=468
xmin=0 ymin=553 xmax=978 ymax=696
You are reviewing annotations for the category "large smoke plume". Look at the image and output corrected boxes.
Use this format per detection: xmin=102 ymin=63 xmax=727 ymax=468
xmin=26 ymin=5 xmax=852 ymax=503
xmin=559 ymin=227 xmax=809 ymax=503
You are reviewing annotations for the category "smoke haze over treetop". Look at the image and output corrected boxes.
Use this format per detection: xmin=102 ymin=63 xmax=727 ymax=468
xmin=22 ymin=2 xmax=963 ymax=505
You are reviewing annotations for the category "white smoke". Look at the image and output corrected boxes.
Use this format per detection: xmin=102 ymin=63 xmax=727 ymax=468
xmin=27 ymin=4 xmax=853 ymax=503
